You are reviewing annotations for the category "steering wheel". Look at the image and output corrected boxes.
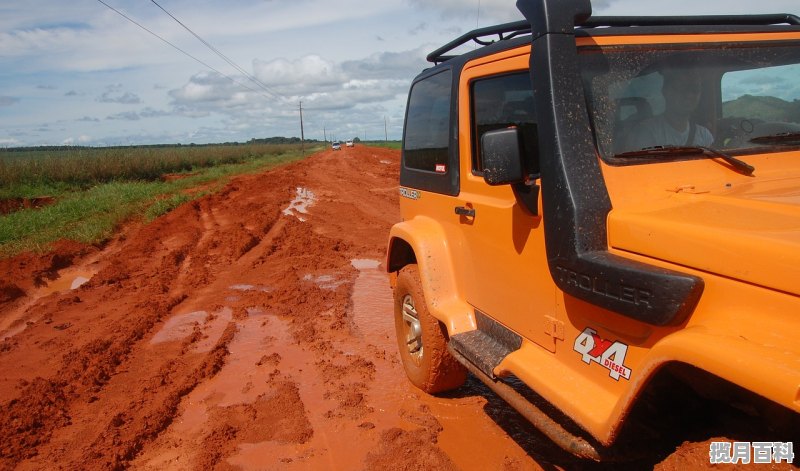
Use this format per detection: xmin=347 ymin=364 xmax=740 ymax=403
xmin=714 ymin=117 xmax=756 ymax=148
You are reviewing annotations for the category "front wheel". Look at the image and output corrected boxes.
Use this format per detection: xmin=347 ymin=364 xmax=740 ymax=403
xmin=394 ymin=265 xmax=466 ymax=393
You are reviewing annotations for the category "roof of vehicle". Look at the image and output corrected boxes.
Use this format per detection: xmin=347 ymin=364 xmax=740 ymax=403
xmin=427 ymin=14 xmax=800 ymax=64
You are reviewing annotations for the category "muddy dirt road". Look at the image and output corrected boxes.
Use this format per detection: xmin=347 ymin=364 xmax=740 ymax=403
xmin=0 ymin=146 xmax=761 ymax=470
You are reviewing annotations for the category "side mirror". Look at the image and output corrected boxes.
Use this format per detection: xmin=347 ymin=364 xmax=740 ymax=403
xmin=481 ymin=127 xmax=525 ymax=186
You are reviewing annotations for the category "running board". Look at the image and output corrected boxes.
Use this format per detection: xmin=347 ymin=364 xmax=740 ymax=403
xmin=447 ymin=346 xmax=607 ymax=461
xmin=447 ymin=310 xmax=522 ymax=379
xmin=447 ymin=310 xmax=608 ymax=460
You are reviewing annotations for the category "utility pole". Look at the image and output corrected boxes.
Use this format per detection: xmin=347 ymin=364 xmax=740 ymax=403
xmin=384 ymin=116 xmax=388 ymax=142
xmin=323 ymin=126 xmax=327 ymax=144
xmin=299 ymin=101 xmax=305 ymax=155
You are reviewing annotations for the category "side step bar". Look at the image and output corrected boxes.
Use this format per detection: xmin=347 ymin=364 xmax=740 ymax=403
xmin=447 ymin=311 xmax=607 ymax=461
xmin=448 ymin=346 xmax=606 ymax=461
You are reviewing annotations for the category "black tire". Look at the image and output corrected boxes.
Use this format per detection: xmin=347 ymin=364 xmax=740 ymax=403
xmin=394 ymin=265 xmax=467 ymax=393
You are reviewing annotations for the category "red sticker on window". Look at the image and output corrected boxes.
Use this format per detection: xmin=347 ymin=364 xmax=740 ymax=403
xmin=435 ymin=164 xmax=446 ymax=173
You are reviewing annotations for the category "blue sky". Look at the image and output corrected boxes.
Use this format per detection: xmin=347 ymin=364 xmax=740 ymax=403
xmin=1 ymin=0 xmax=798 ymax=147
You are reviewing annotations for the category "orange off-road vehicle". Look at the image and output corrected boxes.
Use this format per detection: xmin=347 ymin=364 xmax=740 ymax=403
xmin=386 ymin=0 xmax=800 ymax=460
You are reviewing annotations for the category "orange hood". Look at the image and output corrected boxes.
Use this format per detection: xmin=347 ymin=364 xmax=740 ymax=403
xmin=609 ymin=175 xmax=800 ymax=296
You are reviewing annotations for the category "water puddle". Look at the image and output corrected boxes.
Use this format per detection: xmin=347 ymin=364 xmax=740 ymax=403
xmin=148 ymin=307 xmax=232 ymax=353
xmin=43 ymin=269 xmax=95 ymax=293
xmin=228 ymin=284 xmax=272 ymax=293
xmin=149 ymin=262 xmax=534 ymax=469
xmin=302 ymin=273 xmax=345 ymax=290
xmin=174 ymin=309 xmax=277 ymax=433
xmin=226 ymin=314 xmax=373 ymax=471
xmin=150 ymin=311 xmax=208 ymax=345
xmin=282 ymin=187 xmax=316 ymax=222
xmin=193 ymin=307 xmax=233 ymax=353
xmin=349 ymin=259 xmax=393 ymax=342
xmin=0 ymin=267 xmax=96 ymax=339
xmin=351 ymin=258 xmax=381 ymax=270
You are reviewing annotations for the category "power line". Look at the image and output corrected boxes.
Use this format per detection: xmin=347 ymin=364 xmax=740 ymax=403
xmin=94 ymin=0 xmax=276 ymax=102
xmin=149 ymin=0 xmax=286 ymax=102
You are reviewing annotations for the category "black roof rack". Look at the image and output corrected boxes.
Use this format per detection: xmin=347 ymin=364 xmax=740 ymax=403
xmin=427 ymin=20 xmax=531 ymax=64
xmin=427 ymin=14 xmax=800 ymax=64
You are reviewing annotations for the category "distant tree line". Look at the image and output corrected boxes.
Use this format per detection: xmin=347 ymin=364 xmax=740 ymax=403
xmin=246 ymin=136 xmax=321 ymax=145
xmin=0 ymin=137 xmax=317 ymax=153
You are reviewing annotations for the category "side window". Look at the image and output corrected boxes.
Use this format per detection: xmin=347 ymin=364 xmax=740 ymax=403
xmin=404 ymin=70 xmax=452 ymax=172
xmin=471 ymin=72 xmax=539 ymax=175
xmin=720 ymin=64 xmax=800 ymax=148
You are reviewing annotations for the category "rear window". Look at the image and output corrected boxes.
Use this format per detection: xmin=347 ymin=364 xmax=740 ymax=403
xmin=403 ymin=70 xmax=452 ymax=172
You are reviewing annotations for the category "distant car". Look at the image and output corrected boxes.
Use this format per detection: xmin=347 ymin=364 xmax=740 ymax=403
xmin=346 ymin=139 xmax=354 ymax=147
xmin=332 ymin=141 xmax=341 ymax=150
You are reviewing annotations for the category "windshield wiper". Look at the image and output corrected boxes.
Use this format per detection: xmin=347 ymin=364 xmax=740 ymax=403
xmin=614 ymin=145 xmax=755 ymax=176
xmin=749 ymin=131 xmax=800 ymax=145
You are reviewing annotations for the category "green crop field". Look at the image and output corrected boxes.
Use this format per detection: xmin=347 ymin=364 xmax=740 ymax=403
xmin=0 ymin=143 xmax=318 ymax=257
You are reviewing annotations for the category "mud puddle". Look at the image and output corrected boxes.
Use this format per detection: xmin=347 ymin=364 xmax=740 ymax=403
xmin=0 ymin=266 xmax=97 ymax=339
xmin=347 ymin=257 xmax=539 ymax=469
xmin=349 ymin=258 xmax=392 ymax=343
xmin=226 ymin=313 xmax=368 ymax=470
xmin=283 ymin=187 xmax=316 ymax=222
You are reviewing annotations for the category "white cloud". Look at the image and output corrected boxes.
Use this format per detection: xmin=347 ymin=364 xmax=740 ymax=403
xmin=169 ymin=72 xmax=263 ymax=106
xmin=254 ymin=55 xmax=345 ymax=88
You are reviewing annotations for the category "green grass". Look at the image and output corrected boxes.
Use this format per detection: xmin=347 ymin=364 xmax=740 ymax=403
xmin=361 ymin=140 xmax=401 ymax=150
xmin=0 ymin=144 xmax=314 ymax=257
xmin=0 ymin=143 xmax=307 ymax=198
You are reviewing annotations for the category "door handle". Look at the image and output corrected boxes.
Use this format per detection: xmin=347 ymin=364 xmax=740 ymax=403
xmin=454 ymin=206 xmax=475 ymax=217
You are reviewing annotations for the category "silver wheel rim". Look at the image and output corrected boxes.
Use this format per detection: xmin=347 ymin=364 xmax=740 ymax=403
xmin=401 ymin=294 xmax=423 ymax=362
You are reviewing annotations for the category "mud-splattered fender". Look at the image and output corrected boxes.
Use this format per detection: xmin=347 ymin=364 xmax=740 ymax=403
xmin=640 ymin=328 xmax=800 ymax=415
xmin=386 ymin=216 xmax=475 ymax=335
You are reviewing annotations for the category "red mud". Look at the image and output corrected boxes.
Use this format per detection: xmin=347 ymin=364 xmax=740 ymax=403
xmin=0 ymin=146 xmax=794 ymax=470
xmin=0 ymin=197 xmax=56 ymax=215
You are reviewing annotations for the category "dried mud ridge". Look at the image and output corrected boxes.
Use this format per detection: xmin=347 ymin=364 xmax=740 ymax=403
xmin=0 ymin=146 xmax=787 ymax=470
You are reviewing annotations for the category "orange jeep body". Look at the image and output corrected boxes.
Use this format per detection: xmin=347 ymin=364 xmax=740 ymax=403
xmin=387 ymin=0 xmax=800 ymax=458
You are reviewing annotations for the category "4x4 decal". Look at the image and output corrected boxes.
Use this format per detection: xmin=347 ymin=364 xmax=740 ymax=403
xmin=573 ymin=327 xmax=631 ymax=381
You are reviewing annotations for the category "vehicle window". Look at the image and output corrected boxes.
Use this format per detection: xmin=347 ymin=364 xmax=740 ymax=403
xmin=471 ymin=72 xmax=539 ymax=175
xmin=403 ymin=70 xmax=452 ymax=172
xmin=720 ymin=63 xmax=800 ymax=148
xmin=580 ymin=43 xmax=800 ymax=161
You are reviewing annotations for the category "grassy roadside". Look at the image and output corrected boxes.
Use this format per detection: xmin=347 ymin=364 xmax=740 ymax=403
xmin=0 ymin=146 xmax=317 ymax=258
xmin=361 ymin=141 xmax=401 ymax=150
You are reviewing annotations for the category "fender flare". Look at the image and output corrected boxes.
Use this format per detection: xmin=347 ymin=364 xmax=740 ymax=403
xmin=386 ymin=217 xmax=475 ymax=334
xmin=640 ymin=329 xmax=800 ymax=413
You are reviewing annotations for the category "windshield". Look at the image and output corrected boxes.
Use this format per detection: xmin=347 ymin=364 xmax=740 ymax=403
xmin=580 ymin=41 xmax=800 ymax=162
